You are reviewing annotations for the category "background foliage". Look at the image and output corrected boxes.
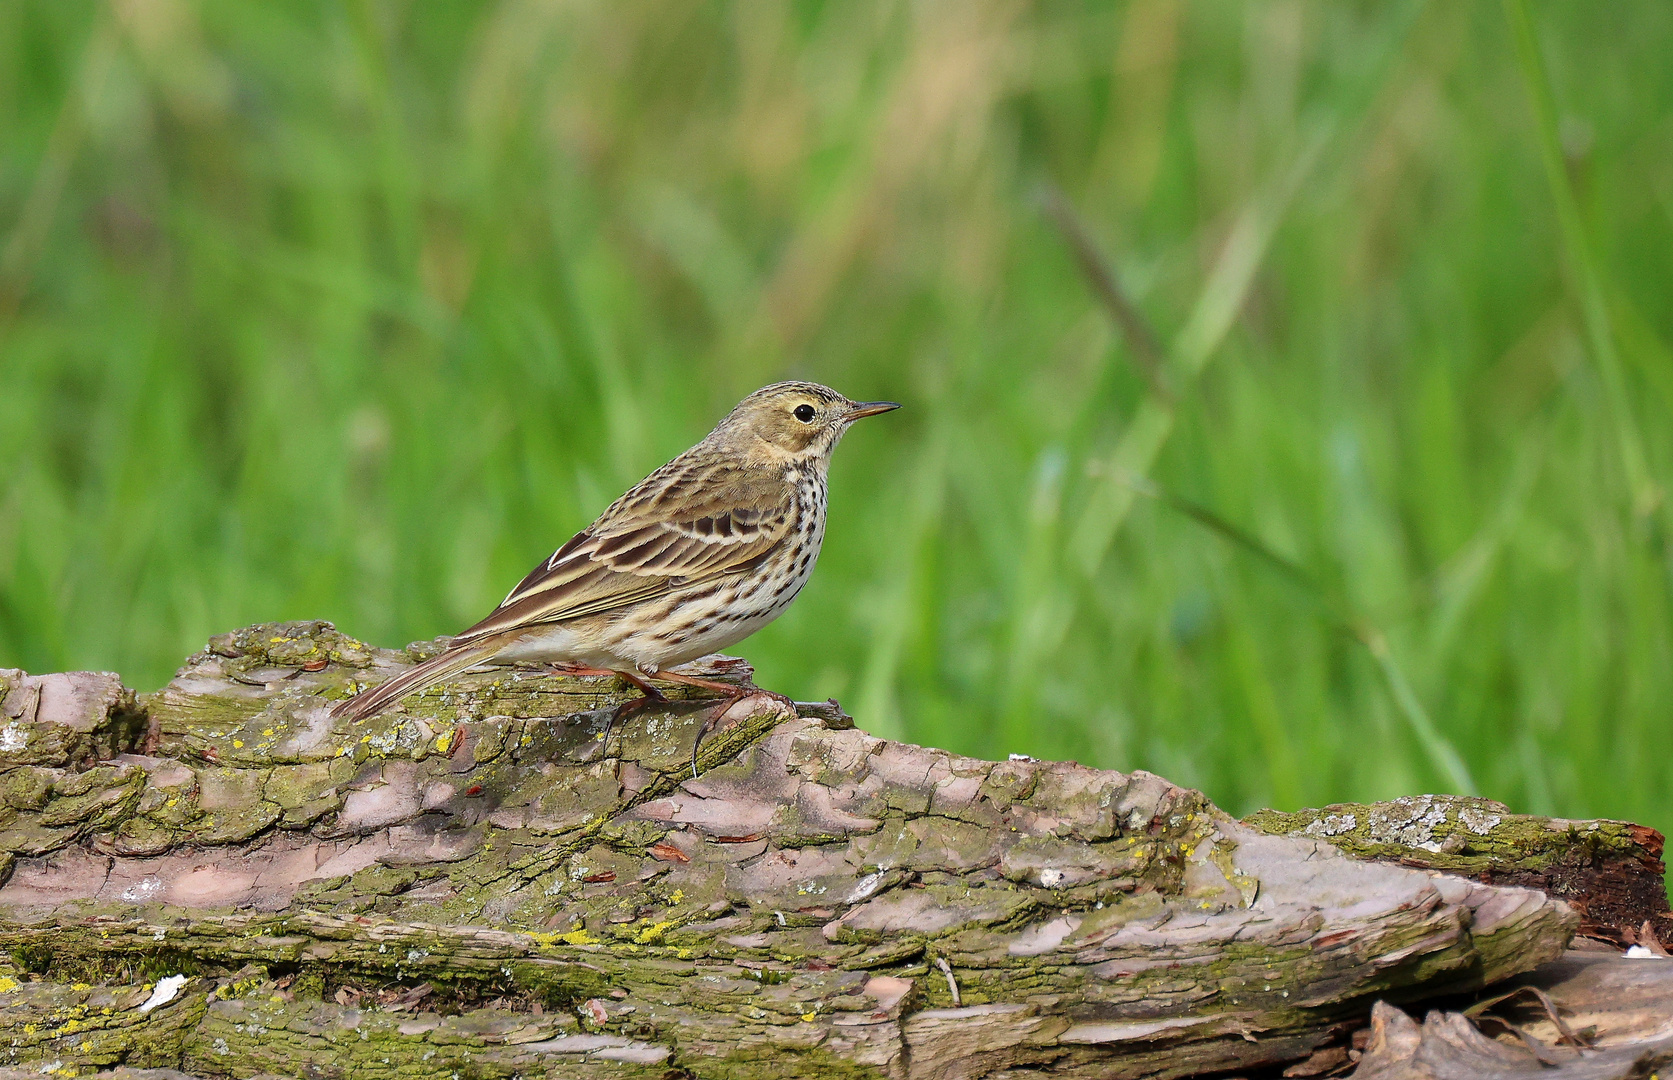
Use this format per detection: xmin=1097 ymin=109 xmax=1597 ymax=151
xmin=3 ymin=1 xmax=1671 ymax=830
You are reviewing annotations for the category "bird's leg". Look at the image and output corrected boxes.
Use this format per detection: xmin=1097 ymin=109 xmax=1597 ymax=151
xmin=575 ymin=669 xmax=670 ymax=755
xmin=545 ymin=662 xmax=667 ymax=703
xmin=613 ymin=668 xmax=669 ymax=702
xmin=650 ymin=669 xmax=793 ymax=706
xmin=650 ymin=670 xmax=748 ymax=701
xmin=541 ymin=663 xmax=667 ymax=744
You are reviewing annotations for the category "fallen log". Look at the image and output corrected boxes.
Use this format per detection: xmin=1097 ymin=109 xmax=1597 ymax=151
xmin=0 ymin=621 xmax=1648 ymax=1079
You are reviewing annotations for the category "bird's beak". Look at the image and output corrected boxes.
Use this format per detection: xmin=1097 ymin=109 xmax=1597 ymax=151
xmin=846 ymin=400 xmax=901 ymax=420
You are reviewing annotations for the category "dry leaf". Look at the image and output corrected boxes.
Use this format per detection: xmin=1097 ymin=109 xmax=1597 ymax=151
xmin=649 ymin=842 xmax=691 ymax=863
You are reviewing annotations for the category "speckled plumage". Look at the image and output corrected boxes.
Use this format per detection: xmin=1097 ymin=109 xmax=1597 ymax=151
xmin=332 ymin=382 xmax=897 ymax=721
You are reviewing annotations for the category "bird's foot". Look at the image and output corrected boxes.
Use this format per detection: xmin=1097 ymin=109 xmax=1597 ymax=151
xmin=560 ymin=667 xmax=786 ymax=776
xmin=668 ymin=679 xmax=795 ymax=779
xmin=580 ymin=676 xmax=668 ymax=756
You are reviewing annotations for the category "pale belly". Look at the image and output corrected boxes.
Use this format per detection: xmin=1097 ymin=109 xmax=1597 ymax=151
xmin=487 ymin=576 xmax=805 ymax=672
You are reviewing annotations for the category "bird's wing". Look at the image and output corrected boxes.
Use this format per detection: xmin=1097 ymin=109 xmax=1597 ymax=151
xmin=451 ymin=458 xmax=793 ymax=645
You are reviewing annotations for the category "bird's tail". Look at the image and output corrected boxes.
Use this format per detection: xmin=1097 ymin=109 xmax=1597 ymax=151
xmin=329 ymin=642 xmax=498 ymax=721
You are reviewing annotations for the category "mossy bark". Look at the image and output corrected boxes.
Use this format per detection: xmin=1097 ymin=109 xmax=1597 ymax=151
xmin=1246 ymin=798 xmax=1670 ymax=946
xmin=0 ymin=623 xmax=1607 ymax=1079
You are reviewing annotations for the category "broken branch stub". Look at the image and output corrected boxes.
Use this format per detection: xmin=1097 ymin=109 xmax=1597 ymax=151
xmin=0 ymin=622 xmax=1583 ymax=1078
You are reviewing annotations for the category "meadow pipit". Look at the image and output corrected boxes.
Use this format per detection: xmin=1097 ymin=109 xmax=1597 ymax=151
xmin=331 ymin=382 xmax=899 ymax=722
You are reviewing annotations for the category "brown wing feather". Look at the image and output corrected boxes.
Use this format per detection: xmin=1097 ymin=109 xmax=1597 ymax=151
xmin=452 ymin=456 xmax=793 ymax=646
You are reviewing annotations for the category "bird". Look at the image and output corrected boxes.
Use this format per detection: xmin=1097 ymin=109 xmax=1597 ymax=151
xmin=330 ymin=381 xmax=899 ymax=724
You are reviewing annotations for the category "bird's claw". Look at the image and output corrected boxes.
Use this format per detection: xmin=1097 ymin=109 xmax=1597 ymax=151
xmin=688 ymin=687 xmax=793 ymax=778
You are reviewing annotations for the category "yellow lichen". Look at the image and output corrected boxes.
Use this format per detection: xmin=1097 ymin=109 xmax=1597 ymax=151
xmin=632 ymin=919 xmax=681 ymax=944
xmin=529 ymin=927 xmax=600 ymax=947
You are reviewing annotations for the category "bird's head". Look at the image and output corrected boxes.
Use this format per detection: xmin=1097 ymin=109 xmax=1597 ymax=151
xmin=716 ymin=381 xmax=899 ymax=464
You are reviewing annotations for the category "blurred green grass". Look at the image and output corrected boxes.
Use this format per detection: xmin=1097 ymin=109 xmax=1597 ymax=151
xmin=3 ymin=1 xmax=1672 ymax=831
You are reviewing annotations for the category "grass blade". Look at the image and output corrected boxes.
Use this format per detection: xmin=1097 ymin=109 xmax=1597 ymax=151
xmin=1502 ymin=0 xmax=1660 ymax=521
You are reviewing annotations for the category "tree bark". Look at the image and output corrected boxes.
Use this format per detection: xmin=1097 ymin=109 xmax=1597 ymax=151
xmin=0 ymin=621 xmax=1636 ymax=1079
xmin=1246 ymin=801 xmax=1670 ymax=948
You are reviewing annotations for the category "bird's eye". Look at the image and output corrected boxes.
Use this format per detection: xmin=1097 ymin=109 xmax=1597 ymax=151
xmin=793 ymin=404 xmax=816 ymax=423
